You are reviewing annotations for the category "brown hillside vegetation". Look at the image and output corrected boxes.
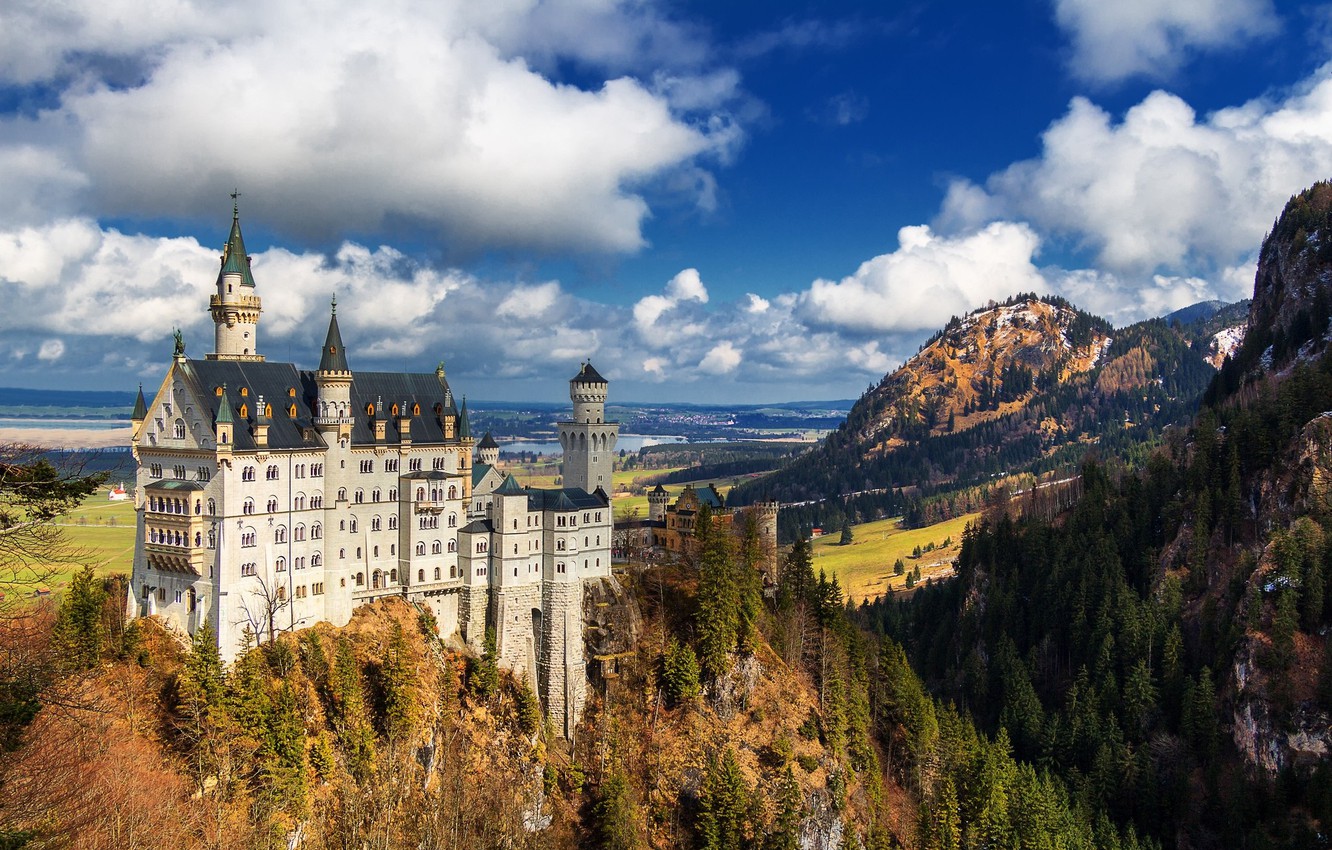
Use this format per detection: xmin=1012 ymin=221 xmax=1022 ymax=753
xmin=867 ymin=297 xmax=1111 ymax=449
xmin=0 ymin=579 xmax=903 ymax=848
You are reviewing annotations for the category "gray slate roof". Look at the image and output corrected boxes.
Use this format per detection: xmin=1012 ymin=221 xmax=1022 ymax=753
xmin=183 ymin=359 xmax=464 ymax=451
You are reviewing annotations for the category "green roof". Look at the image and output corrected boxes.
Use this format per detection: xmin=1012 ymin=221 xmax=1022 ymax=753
xmin=495 ymin=474 xmax=525 ymax=495
xmin=132 ymin=385 xmax=147 ymax=420
xmin=215 ymin=385 xmax=235 ymax=424
xmin=458 ymin=398 xmax=471 ymax=440
xmin=217 ymin=206 xmax=257 ymax=288
xmin=319 ymin=299 xmax=349 ymax=373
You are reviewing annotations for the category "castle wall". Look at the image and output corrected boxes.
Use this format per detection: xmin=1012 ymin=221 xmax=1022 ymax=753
xmin=541 ymin=579 xmax=587 ymax=739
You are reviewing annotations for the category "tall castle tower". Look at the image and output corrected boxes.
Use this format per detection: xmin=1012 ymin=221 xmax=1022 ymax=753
xmin=207 ymin=197 xmax=264 ymax=361
xmin=558 ymin=362 xmax=619 ymax=494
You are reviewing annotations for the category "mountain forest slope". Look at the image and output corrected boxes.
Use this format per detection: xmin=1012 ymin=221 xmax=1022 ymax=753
xmin=733 ymin=294 xmax=1223 ymax=540
xmin=862 ymin=181 xmax=1332 ymax=850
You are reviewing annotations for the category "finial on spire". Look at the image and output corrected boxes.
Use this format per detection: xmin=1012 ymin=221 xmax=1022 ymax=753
xmin=230 ymin=188 xmax=241 ymax=219
xmin=330 ymin=292 xmax=337 ymax=315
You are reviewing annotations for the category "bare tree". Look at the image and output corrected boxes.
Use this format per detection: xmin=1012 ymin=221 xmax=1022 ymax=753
xmin=234 ymin=573 xmax=302 ymax=648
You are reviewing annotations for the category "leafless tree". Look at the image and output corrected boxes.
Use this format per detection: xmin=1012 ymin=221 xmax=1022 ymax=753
xmin=234 ymin=572 xmax=303 ymax=648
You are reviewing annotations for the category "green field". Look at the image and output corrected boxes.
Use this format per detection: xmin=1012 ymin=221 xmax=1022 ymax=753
xmin=811 ymin=513 xmax=979 ymax=604
xmin=51 ymin=497 xmax=138 ymax=582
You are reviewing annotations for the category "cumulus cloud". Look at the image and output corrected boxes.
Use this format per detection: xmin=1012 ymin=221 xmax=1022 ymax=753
xmin=0 ymin=0 xmax=742 ymax=253
xmin=801 ymin=223 xmax=1048 ymax=334
xmin=37 ymin=339 xmax=65 ymax=362
xmin=1053 ymin=0 xmax=1277 ymax=83
xmin=940 ymin=68 xmax=1332 ymax=280
xmin=699 ymin=341 xmax=742 ymax=374
xmin=633 ymin=268 xmax=710 ymax=337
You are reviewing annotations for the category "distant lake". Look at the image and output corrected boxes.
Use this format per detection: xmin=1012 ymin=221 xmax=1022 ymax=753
xmin=0 ymin=418 xmax=129 ymax=430
xmin=499 ymin=434 xmax=685 ymax=456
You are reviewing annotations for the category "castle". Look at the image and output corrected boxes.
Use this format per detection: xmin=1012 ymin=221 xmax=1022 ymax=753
xmin=127 ymin=203 xmax=616 ymax=736
xmin=616 ymin=484 xmax=779 ymax=583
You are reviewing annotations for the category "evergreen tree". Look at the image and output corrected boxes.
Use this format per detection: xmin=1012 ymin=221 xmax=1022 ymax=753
xmin=660 ymin=638 xmax=702 ymax=707
xmin=697 ymin=748 xmax=751 ymax=850
xmin=592 ymin=770 xmax=642 ymax=850
xmin=330 ymin=636 xmax=376 ymax=780
xmin=380 ymin=623 xmax=417 ymax=741
xmin=764 ymin=766 xmax=802 ymax=850
xmin=839 ymin=521 xmax=854 ymax=546
xmin=52 ymin=564 xmax=107 ymax=670
xmin=694 ymin=504 xmax=739 ymax=679
xmin=778 ymin=534 xmax=815 ymax=611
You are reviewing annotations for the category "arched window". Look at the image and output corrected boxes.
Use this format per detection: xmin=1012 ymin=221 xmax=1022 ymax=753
xmin=275 ymin=525 xmax=287 ymax=544
xmin=349 ymin=517 xmax=358 ymax=533
xmin=354 ymin=489 xmax=364 ymax=504
xmin=389 ymin=488 xmax=398 ymax=501
xmin=448 ymin=540 xmax=456 ymax=553
xmin=371 ymin=516 xmax=382 ymax=531
xmin=416 ymin=542 xmax=426 ymax=555
xmin=207 ymin=497 xmax=216 ymax=515
xmin=194 ymin=531 xmax=202 ymax=547
xmin=431 ymin=540 xmax=442 ymax=554
xmin=372 ymin=570 xmax=381 ymax=589
xmin=243 ymin=498 xmax=255 ymax=515
xmin=355 ymin=571 xmax=364 ymax=586
xmin=194 ymin=500 xmax=201 ymax=515
xmin=418 ymin=569 xmax=425 ymax=582
xmin=266 ymin=497 xmax=278 ymax=513
xmin=372 ymin=488 xmax=381 ymax=502
xmin=448 ymin=513 xmax=457 ymax=528
xmin=242 ymin=466 xmax=255 ymax=482
xmin=337 ymin=488 xmax=347 ymax=501
xmin=275 ymin=557 xmax=287 ymax=572
xmin=373 ymin=546 xmax=379 ymax=558
xmin=173 ymin=419 xmax=186 ymax=439
xmin=294 ymin=524 xmax=305 ymax=541
xmin=448 ymin=485 xmax=458 ymax=500
xmin=312 ymin=522 xmax=322 ymax=539
xmin=388 ymin=515 xmax=397 ymax=530
xmin=416 ymin=487 xmax=425 ymax=501
xmin=311 ymin=553 xmax=322 ymax=567
xmin=434 ymin=567 xmax=441 ymax=580
xmin=390 ymin=569 xmax=397 ymax=582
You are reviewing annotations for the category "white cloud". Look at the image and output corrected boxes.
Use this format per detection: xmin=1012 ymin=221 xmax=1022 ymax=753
xmin=37 ymin=339 xmax=65 ymax=361
xmin=744 ymin=293 xmax=770 ymax=313
xmin=497 ymin=281 xmax=564 ymax=320
xmin=699 ymin=341 xmax=742 ymax=374
xmin=0 ymin=0 xmax=741 ymax=254
xmin=1053 ymin=0 xmax=1277 ymax=83
xmin=940 ymin=68 xmax=1332 ymax=279
xmin=801 ymin=222 xmax=1048 ymax=334
xmin=664 ymin=268 xmax=709 ymax=304
xmin=633 ymin=268 xmax=710 ymax=338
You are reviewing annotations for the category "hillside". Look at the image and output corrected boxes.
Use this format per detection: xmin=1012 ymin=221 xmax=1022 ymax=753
xmin=862 ymin=182 xmax=1332 ymax=849
xmin=733 ymin=294 xmax=1218 ymax=540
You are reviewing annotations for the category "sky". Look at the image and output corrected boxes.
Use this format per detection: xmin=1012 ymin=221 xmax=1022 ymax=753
xmin=2 ymin=0 xmax=1331 ymax=404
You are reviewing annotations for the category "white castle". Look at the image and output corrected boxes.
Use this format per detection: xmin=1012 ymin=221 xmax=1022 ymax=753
xmin=127 ymin=203 xmax=618 ymax=736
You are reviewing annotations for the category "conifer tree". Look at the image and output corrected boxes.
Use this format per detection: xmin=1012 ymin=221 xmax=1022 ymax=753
xmin=52 ymin=564 xmax=107 ymax=670
xmin=694 ymin=504 xmax=739 ymax=679
xmin=330 ymin=636 xmax=376 ymax=780
xmin=381 ymin=622 xmax=417 ymax=741
xmin=764 ymin=766 xmax=802 ymax=850
xmin=660 ymin=637 xmax=701 ymax=707
xmin=697 ymin=748 xmax=751 ymax=850
xmin=592 ymin=770 xmax=642 ymax=850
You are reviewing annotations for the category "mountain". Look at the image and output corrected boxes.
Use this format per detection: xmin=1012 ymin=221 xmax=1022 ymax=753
xmin=862 ymin=181 xmax=1332 ymax=849
xmin=1162 ymin=300 xmax=1227 ymax=325
xmin=733 ymin=294 xmax=1216 ymax=538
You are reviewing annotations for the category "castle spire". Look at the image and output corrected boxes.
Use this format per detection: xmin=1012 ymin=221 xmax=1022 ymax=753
xmin=319 ymin=297 xmax=349 ymax=373
xmin=208 ymin=194 xmax=264 ymax=361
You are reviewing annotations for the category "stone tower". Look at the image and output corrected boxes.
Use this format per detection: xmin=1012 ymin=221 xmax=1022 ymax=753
xmin=648 ymin=484 xmax=669 ymax=522
xmin=752 ymin=500 xmax=780 ymax=584
xmin=207 ymin=198 xmax=264 ymax=361
xmin=477 ymin=432 xmax=500 ymax=466
xmin=558 ymin=362 xmax=619 ymax=494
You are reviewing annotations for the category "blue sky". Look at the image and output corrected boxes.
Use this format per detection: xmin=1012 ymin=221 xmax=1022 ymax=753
xmin=1 ymin=0 xmax=1331 ymax=403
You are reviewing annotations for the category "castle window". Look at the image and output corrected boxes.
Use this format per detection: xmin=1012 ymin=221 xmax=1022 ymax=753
xmin=294 ymin=524 xmax=305 ymax=542
xmin=337 ymin=488 xmax=347 ymax=501
xmin=242 ymin=466 xmax=255 ymax=482
xmin=311 ymin=494 xmax=323 ymax=509
xmin=349 ymin=517 xmax=358 ymax=533
xmin=372 ymin=488 xmax=381 ymax=502
xmin=389 ymin=488 xmax=398 ymax=501
xmin=207 ymin=530 xmax=216 ymax=548
xmin=150 ymin=464 xmax=162 ymax=479
xmin=276 ymin=586 xmax=285 ymax=601
xmin=417 ymin=569 xmax=424 ymax=582
xmin=267 ymin=465 xmax=279 ymax=480
xmin=356 ymin=546 xmax=362 ymax=558
xmin=354 ymin=489 xmax=364 ymax=504
xmin=431 ymin=540 xmax=442 ymax=554
xmin=242 ymin=562 xmax=256 ymax=576
xmin=295 ymin=557 xmax=305 ymax=570
xmin=388 ymin=515 xmax=397 ymax=530
xmin=391 ymin=403 xmax=399 ymax=417
xmin=266 ymin=497 xmax=278 ymax=513
xmin=477 ymin=541 xmax=487 ymax=554
xmin=312 ymin=522 xmax=322 ymax=539
xmin=448 ymin=485 xmax=458 ymax=500
xmin=448 ymin=513 xmax=457 ymax=528
xmin=360 ymin=459 xmax=373 ymax=473
xmin=355 ymin=572 xmax=363 ymax=586
xmin=596 ymin=512 xmax=602 ymax=522
xmin=450 ymin=565 xmax=456 ymax=578
xmin=240 ymin=387 xmax=247 ymax=397
xmin=373 ymin=546 xmax=379 ymax=558
xmin=311 ymin=463 xmax=323 ymax=477
xmin=243 ymin=498 xmax=255 ymax=515
xmin=197 ymin=467 xmax=211 ymax=481
xmin=173 ymin=420 xmax=185 ymax=439
xmin=173 ymin=465 xmax=186 ymax=479
xmin=413 ymin=404 xmax=420 ymax=415
xmin=372 ymin=570 xmax=381 ymax=589
xmin=293 ymin=494 xmax=305 ymax=510
xmin=241 ymin=532 xmax=256 ymax=547
xmin=385 ymin=458 xmax=398 ymax=472
xmin=409 ymin=458 xmax=422 ymax=472
xmin=556 ymin=540 xmax=566 ymax=551
xmin=239 ymin=404 xmax=248 ymax=419
xmin=288 ymin=404 xmax=297 ymax=418
xmin=434 ymin=567 xmax=441 ymax=580
xmin=416 ymin=542 xmax=426 ymax=556
xmin=275 ymin=557 xmax=286 ymax=572
xmin=195 ymin=500 xmax=201 ymax=515
xmin=390 ymin=569 xmax=397 ymax=582
xmin=341 ymin=549 xmax=347 ymax=559
xmin=371 ymin=516 xmax=382 ymax=532
xmin=311 ymin=553 xmax=322 ymax=567
xmin=416 ymin=487 xmax=425 ymax=501
xmin=448 ymin=540 xmax=456 ymax=553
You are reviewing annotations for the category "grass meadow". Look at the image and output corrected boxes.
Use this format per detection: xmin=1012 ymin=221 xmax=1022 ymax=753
xmin=811 ymin=513 xmax=979 ymax=604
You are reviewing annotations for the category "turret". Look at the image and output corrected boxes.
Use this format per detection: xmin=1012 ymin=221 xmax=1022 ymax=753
xmin=569 ymin=361 xmax=608 ymax=424
xmin=215 ymin=384 xmax=235 ymax=451
xmin=648 ymin=484 xmax=669 ymax=522
xmin=207 ymin=196 xmax=264 ymax=361
xmin=314 ymin=298 xmax=353 ymax=439
xmin=131 ymin=384 xmax=148 ymax=441
xmin=477 ymin=432 xmax=500 ymax=466
xmin=253 ymin=394 xmax=271 ymax=448
xmin=559 ymin=361 xmax=619 ymax=494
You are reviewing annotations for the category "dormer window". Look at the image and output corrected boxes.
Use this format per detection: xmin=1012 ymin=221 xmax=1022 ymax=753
xmin=366 ymin=403 xmax=375 ymax=416
xmin=412 ymin=403 xmax=420 ymax=415
xmin=240 ymin=387 xmax=248 ymax=397
xmin=239 ymin=404 xmax=248 ymax=419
